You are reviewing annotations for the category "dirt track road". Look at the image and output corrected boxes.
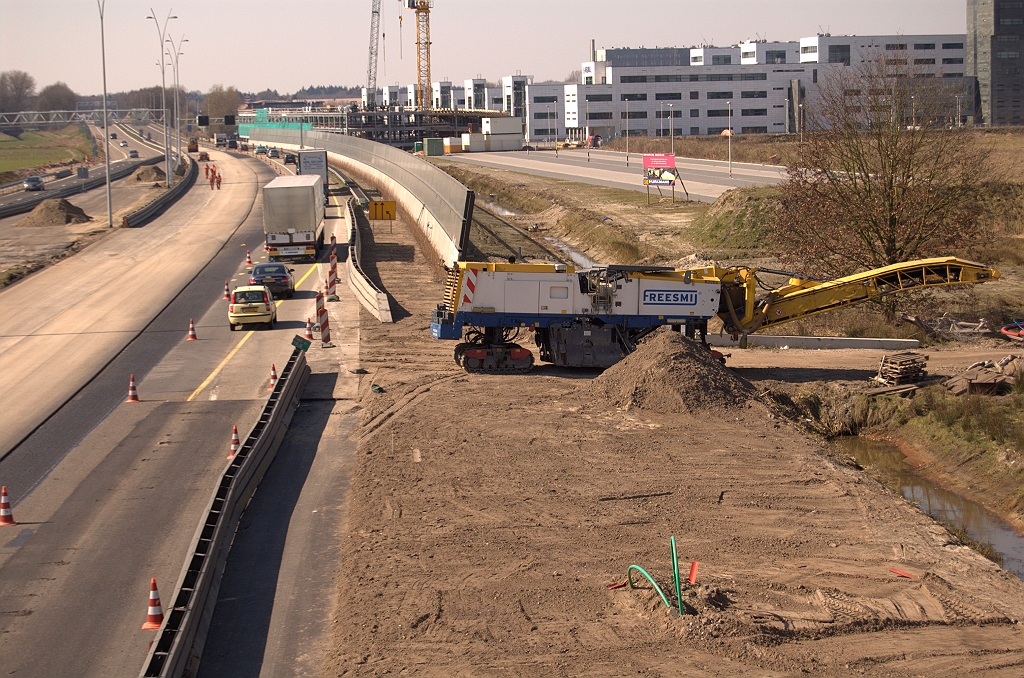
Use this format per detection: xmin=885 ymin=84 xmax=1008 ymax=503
xmin=320 ymin=208 xmax=1024 ymax=676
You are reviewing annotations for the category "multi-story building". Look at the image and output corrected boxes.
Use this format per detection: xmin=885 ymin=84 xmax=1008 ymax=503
xmin=968 ymin=0 xmax=1024 ymax=125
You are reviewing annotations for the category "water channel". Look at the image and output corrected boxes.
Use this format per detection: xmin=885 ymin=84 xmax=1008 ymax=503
xmin=477 ymin=199 xmax=599 ymax=268
xmin=833 ymin=436 xmax=1024 ymax=580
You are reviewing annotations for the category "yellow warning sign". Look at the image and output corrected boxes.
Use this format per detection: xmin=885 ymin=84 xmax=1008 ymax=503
xmin=368 ymin=201 xmax=396 ymax=221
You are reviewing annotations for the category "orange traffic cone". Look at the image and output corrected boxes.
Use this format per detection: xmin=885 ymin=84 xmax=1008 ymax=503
xmin=223 ymin=281 xmax=231 ymax=300
xmin=245 ymin=250 xmax=253 ymax=266
xmin=142 ymin=578 xmax=164 ymax=630
xmin=227 ymin=425 xmax=240 ymax=459
xmin=0 ymin=486 xmax=16 ymax=527
xmin=187 ymin=318 xmax=198 ymax=341
xmin=126 ymin=374 xmax=140 ymax=403
xmin=304 ymin=318 xmax=313 ymax=341
xmin=269 ymin=364 xmax=278 ymax=389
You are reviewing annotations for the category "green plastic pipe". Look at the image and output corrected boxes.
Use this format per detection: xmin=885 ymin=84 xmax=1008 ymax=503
xmin=671 ymin=536 xmax=683 ymax=616
xmin=626 ymin=564 xmax=672 ymax=610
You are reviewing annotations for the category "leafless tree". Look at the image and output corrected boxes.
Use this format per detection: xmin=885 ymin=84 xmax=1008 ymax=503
xmin=0 ymin=70 xmax=37 ymax=112
xmin=772 ymin=51 xmax=993 ymax=284
xmin=564 ymin=69 xmax=582 ymax=84
xmin=203 ymin=84 xmax=244 ymax=133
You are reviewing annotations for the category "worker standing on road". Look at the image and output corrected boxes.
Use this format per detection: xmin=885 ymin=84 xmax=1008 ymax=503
xmin=210 ymin=173 xmax=216 ymax=190
xmin=204 ymin=164 xmax=209 ymax=179
xmin=216 ymin=173 xmax=222 ymax=190
xmin=210 ymin=163 xmax=217 ymax=177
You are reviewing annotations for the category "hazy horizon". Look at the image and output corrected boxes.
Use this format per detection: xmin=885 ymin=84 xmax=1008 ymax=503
xmin=1 ymin=0 xmax=968 ymax=100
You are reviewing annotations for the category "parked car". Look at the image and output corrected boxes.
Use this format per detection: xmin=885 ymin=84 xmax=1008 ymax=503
xmin=128 ymin=149 xmax=139 ymax=158
xmin=248 ymin=263 xmax=296 ymax=298
xmin=227 ymin=285 xmax=277 ymax=330
xmin=267 ymin=148 xmax=280 ymax=158
xmin=255 ymin=146 xmax=268 ymax=155
xmin=119 ymin=140 xmax=128 ymax=147
xmin=23 ymin=176 xmax=44 ymax=191
xmin=283 ymin=153 xmax=296 ymax=165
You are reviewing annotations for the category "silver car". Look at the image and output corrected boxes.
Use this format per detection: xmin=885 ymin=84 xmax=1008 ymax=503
xmin=23 ymin=176 xmax=44 ymax=191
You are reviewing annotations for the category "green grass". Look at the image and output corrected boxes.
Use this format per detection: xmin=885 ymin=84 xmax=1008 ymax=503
xmin=689 ymin=186 xmax=781 ymax=252
xmin=0 ymin=125 xmax=95 ymax=173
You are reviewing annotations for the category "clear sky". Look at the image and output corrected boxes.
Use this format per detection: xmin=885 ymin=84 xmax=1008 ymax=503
xmin=0 ymin=1 xmax=968 ymax=97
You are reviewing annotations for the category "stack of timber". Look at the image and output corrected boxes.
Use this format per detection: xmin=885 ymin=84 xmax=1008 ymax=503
xmin=944 ymin=355 xmax=1021 ymax=396
xmin=873 ymin=352 xmax=929 ymax=386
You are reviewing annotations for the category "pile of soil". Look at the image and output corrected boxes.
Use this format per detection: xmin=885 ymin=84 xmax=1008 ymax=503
xmin=17 ymin=198 xmax=91 ymax=228
xmin=590 ymin=328 xmax=754 ymax=412
xmin=133 ymin=165 xmax=165 ymax=183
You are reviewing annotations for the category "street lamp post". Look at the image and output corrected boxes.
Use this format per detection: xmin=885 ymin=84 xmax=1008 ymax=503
xmin=586 ymin=97 xmax=590 ymax=162
xmin=727 ymin=101 xmax=732 ymax=178
xmin=166 ymin=34 xmax=187 ymax=171
xmin=667 ymin=103 xmax=674 ymax=155
xmin=147 ymin=7 xmax=177 ymax=188
xmin=799 ymin=102 xmax=804 ymax=143
xmin=660 ymin=101 xmax=664 ymax=140
xmin=96 ymin=0 xmax=112 ymax=228
xmin=625 ymin=98 xmax=629 ymax=167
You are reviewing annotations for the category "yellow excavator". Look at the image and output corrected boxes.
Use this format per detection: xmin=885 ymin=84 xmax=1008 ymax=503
xmin=430 ymin=256 xmax=1000 ymax=371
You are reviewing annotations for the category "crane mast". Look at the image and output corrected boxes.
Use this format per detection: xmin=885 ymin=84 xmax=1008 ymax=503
xmin=366 ymin=0 xmax=382 ymax=108
xmin=408 ymin=0 xmax=432 ymax=108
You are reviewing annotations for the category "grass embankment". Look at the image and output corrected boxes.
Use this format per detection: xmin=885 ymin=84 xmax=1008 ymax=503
xmin=433 ymin=159 xmax=708 ymax=265
xmin=0 ymin=125 xmax=96 ymax=177
xmin=605 ymin=133 xmax=799 ymax=166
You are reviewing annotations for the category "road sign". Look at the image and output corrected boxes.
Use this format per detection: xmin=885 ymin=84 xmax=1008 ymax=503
xmin=368 ymin=200 xmax=397 ymax=221
xmin=291 ymin=335 xmax=312 ymax=352
xmin=643 ymin=154 xmax=677 ymax=186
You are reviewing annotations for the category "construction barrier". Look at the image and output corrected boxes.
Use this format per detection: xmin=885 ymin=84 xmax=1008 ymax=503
xmin=247 ymin=128 xmax=474 ymax=267
xmin=341 ymin=197 xmax=393 ymax=323
xmin=138 ymin=347 xmax=309 ymax=678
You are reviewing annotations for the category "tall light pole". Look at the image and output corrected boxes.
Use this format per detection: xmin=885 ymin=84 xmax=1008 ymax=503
xmin=625 ymin=98 xmax=629 ymax=167
xmin=166 ymin=34 xmax=187 ymax=168
xmin=96 ymin=1 xmax=112 ymax=228
xmin=546 ymin=104 xmax=551 ymax=151
xmin=147 ymin=7 xmax=176 ymax=188
xmin=667 ymin=103 xmax=674 ymax=155
xmin=586 ymin=97 xmax=590 ymax=162
xmin=727 ymin=101 xmax=732 ymax=178
xmin=799 ymin=102 xmax=804 ymax=143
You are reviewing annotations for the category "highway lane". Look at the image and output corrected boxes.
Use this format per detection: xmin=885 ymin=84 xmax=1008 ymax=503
xmin=445 ymin=147 xmax=785 ymax=202
xmin=0 ymin=148 xmax=256 ymax=463
xmin=0 ymin=154 xmax=344 ymax=676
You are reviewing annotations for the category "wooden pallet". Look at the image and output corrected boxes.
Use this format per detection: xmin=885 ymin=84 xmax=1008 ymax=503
xmin=873 ymin=351 xmax=929 ymax=386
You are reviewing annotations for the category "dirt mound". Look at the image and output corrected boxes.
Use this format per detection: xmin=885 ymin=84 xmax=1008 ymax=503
xmin=590 ymin=328 xmax=755 ymax=412
xmin=18 ymin=198 xmax=91 ymax=228
xmin=133 ymin=165 xmax=165 ymax=183
xmin=692 ymin=186 xmax=781 ymax=250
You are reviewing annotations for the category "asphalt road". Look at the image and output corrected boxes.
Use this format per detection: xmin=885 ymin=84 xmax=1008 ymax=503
xmin=445 ymin=147 xmax=785 ymax=202
xmin=0 ymin=150 xmax=349 ymax=676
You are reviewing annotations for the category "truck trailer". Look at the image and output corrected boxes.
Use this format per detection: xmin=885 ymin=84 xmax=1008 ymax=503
xmin=296 ymin=149 xmax=329 ymax=204
xmin=262 ymin=175 xmax=325 ymax=262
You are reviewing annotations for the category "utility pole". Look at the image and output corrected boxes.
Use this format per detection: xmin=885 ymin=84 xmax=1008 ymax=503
xmin=586 ymin=97 xmax=590 ymax=162
xmin=147 ymin=7 xmax=177 ymax=188
xmin=166 ymin=33 xmax=187 ymax=169
xmin=668 ymin=103 xmax=674 ymax=155
xmin=625 ymin=98 xmax=629 ymax=167
xmin=727 ymin=101 xmax=732 ymax=178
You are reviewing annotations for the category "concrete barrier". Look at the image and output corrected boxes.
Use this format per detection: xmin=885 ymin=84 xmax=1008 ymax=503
xmin=706 ymin=334 xmax=921 ymax=350
xmin=138 ymin=348 xmax=309 ymax=678
xmin=342 ymin=197 xmax=392 ymax=322
xmin=121 ymin=154 xmax=197 ymax=228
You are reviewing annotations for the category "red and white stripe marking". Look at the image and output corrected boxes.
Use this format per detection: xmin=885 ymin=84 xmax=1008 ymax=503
xmin=460 ymin=268 xmax=479 ymax=307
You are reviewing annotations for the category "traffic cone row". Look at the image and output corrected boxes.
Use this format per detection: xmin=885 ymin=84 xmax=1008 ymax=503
xmin=304 ymin=318 xmax=313 ymax=341
xmin=227 ymin=425 xmax=240 ymax=459
xmin=269 ymin=364 xmax=278 ymax=389
xmin=245 ymin=250 xmax=253 ymax=266
xmin=126 ymin=374 xmax=140 ymax=403
xmin=187 ymin=318 xmax=198 ymax=341
xmin=141 ymin=578 xmax=164 ymax=630
xmin=0 ymin=486 xmax=16 ymax=527
xmin=223 ymin=281 xmax=231 ymax=300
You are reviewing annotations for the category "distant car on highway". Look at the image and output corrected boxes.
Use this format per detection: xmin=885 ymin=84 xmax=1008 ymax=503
xmin=110 ymin=132 xmax=117 ymax=139
xmin=255 ymin=146 xmax=268 ymax=155
xmin=267 ymin=148 xmax=280 ymax=159
xmin=283 ymin=153 xmax=296 ymax=165
xmin=228 ymin=285 xmax=277 ymax=330
xmin=23 ymin=176 xmax=44 ymax=191
xmin=119 ymin=140 xmax=128 ymax=147
xmin=248 ymin=263 xmax=296 ymax=298
xmin=128 ymin=149 xmax=139 ymax=158
xmin=198 ymin=151 xmax=210 ymax=162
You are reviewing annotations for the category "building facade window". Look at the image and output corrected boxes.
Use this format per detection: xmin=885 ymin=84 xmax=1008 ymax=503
xmin=886 ymin=59 xmax=908 ymax=65
xmin=620 ymin=75 xmax=648 ymax=83
xmin=999 ymin=1 xmax=1024 ymax=7
xmin=621 ymin=93 xmax=647 ymax=101
xmin=533 ymin=95 xmax=557 ymax=103
xmin=996 ymin=35 xmax=1021 ymax=41
xmin=690 ymin=91 xmax=700 ymax=99
xmin=586 ymin=93 xmax=612 ymax=102
xmin=741 ymin=108 xmax=768 ymax=116
xmin=765 ymin=50 xmax=787 ymax=63
xmin=741 ymin=90 xmax=768 ymax=98
xmin=999 ymin=18 xmax=1024 ymax=25
xmin=656 ymin=110 xmax=682 ymax=118
xmin=690 ymin=126 xmax=701 ymax=135
xmin=828 ymin=44 xmax=851 ymax=65
xmin=801 ymin=46 xmax=817 ymax=54
xmin=712 ymin=55 xmax=732 ymax=65
xmin=740 ymin=73 xmax=768 ymax=81
xmin=942 ymin=42 xmax=965 ymax=49
xmin=533 ymin=111 xmax=556 ymax=119
xmin=741 ymin=126 xmax=768 ymax=133
xmin=691 ymin=56 xmax=704 ymax=64
xmin=655 ymin=92 xmax=682 ymax=100
xmin=655 ymin=74 xmax=684 ymax=82
xmin=620 ymin=110 xmax=648 ymax=118
xmin=915 ymin=58 xmax=936 ymax=64
xmin=914 ymin=43 xmax=936 ymax=50
xmin=943 ymin=57 xmax=965 ymax=64
xmin=707 ymin=126 xmax=730 ymax=134
xmin=707 ymin=109 xmax=730 ymax=117
xmin=707 ymin=91 xmax=733 ymax=99
xmin=587 ymin=111 xmax=612 ymax=119
xmin=886 ymin=43 xmax=908 ymax=50
xmin=996 ymin=52 xmax=1021 ymax=59
xmin=690 ymin=109 xmax=700 ymax=117
xmin=533 ymin=128 xmax=556 ymax=136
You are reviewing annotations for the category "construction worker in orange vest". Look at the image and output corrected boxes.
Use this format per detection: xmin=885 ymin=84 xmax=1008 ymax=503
xmin=210 ymin=163 xmax=217 ymax=177
xmin=204 ymin=164 xmax=209 ymax=179
xmin=210 ymin=173 xmax=216 ymax=190
xmin=216 ymin=173 xmax=222 ymax=190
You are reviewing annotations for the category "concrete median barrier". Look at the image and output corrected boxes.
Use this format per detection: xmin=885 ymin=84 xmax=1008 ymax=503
xmin=342 ymin=197 xmax=392 ymax=322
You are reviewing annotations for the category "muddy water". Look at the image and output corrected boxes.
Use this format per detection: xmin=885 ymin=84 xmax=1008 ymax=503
xmin=835 ymin=436 xmax=1024 ymax=580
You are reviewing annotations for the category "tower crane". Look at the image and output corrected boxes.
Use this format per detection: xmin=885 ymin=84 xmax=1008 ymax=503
xmin=406 ymin=1 xmax=433 ymax=108
xmin=366 ymin=0 xmax=382 ymax=109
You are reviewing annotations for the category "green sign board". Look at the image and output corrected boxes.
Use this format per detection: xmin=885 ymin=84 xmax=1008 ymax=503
xmin=292 ymin=335 xmax=312 ymax=352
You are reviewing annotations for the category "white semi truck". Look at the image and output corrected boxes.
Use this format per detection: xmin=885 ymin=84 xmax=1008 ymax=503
xmin=296 ymin=149 xmax=329 ymax=205
xmin=262 ymin=175 xmax=325 ymax=262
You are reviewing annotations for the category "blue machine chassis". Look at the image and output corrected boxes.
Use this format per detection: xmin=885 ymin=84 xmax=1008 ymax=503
xmin=431 ymin=311 xmax=715 ymax=340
